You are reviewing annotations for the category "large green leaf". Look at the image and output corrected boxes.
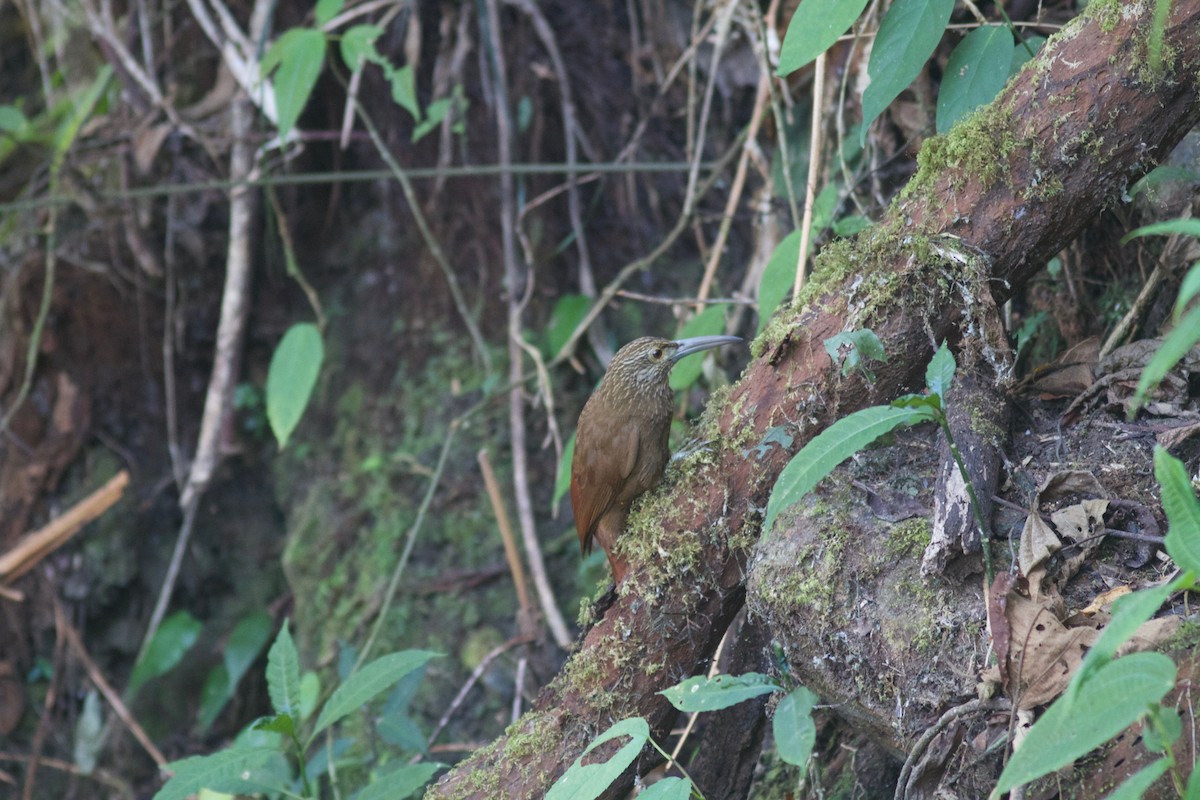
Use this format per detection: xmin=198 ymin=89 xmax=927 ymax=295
xmin=668 ymin=304 xmax=728 ymax=391
xmin=340 ymin=24 xmax=383 ymax=71
xmin=992 ymin=653 xmax=1176 ymax=797
xmin=777 ymin=0 xmax=870 ymax=76
xmin=763 ymin=404 xmax=934 ymax=535
xmin=1173 ymin=262 xmax=1200 ymax=321
xmin=546 ymin=717 xmax=650 ymax=800
xmin=350 ymin=762 xmax=443 ymax=800
xmin=937 ymin=25 xmax=1013 ymax=133
xmin=198 ymin=612 xmax=275 ymax=732
xmin=553 ymin=433 xmax=576 ymax=507
xmin=128 ymin=611 xmax=202 ymax=697
xmin=1102 ymin=759 xmax=1170 ymax=800
xmin=925 ymin=341 xmax=956 ymax=400
xmin=266 ymin=322 xmax=324 ymax=448
xmin=773 ymin=686 xmax=817 ymax=767
xmin=266 ymin=621 xmax=302 ymax=718
xmin=659 ymin=672 xmax=779 ymax=712
xmin=1121 ymin=218 xmax=1200 ymax=244
xmin=263 ymin=28 xmax=326 ymax=137
xmin=1156 ymin=446 xmax=1200 ymax=575
xmin=757 ymin=230 xmax=802 ymax=334
xmin=1130 ymin=305 xmax=1200 ymax=414
xmin=316 ymin=0 xmax=344 ymax=27
xmin=861 ymin=0 xmax=954 ymax=144
xmin=311 ymin=650 xmax=440 ymax=737
xmin=636 ymin=777 xmax=692 ymax=799
xmin=154 ymin=747 xmax=289 ymax=800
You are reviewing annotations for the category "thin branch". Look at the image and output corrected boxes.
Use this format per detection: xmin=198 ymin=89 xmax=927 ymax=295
xmin=793 ymin=52 xmax=826 ymax=301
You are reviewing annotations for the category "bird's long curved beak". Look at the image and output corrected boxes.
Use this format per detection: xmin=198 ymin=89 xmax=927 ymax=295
xmin=670 ymin=335 xmax=743 ymax=363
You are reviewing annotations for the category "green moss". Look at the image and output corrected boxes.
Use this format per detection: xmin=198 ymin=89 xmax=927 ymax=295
xmin=903 ymin=105 xmax=1019 ymax=202
xmin=886 ymin=518 xmax=932 ymax=559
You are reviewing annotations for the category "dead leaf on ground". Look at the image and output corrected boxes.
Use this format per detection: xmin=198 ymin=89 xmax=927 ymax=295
xmin=1022 ymin=337 xmax=1099 ymax=397
xmin=1018 ymin=472 xmax=1108 ymax=596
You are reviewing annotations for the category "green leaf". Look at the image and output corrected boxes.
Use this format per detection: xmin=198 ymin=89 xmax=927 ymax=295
xmin=154 ymin=747 xmax=288 ymax=800
xmin=266 ymin=322 xmax=324 ymax=448
xmin=1064 ymin=581 xmax=1175 ymax=704
xmin=1121 ymin=218 xmax=1200 ymax=245
xmin=809 ymin=183 xmax=840 ymax=236
xmin=554 ymin=433 xmax=576 ymax=507
xmin=1174 ymin=262 xmax=1200 ymax=321
xmin=198 ymin=613 xmax=275 ymax=732
xmin=636 ymin=777 xmax=692 ymax=800
xmin=777 ymin=0 xmax=870 ymax=76
xmin=925 ymin=341 xmax=956 ymax=400
xmin=758 ymin=230 xmax=802 ymax=334
xmin=253 ymin=712 xmax=296 ymax=736
xmin=660 ymin=672 xmax=779 ymax=712
xmin=263 ymin=28 xmax=326 ymax=138
xmin=833 ymin=215 xmax=871 ymax=237
xmin=1130 ymin=166 xmax=1200 ymax=198
xmin=1156 ymin=446 xmax=1200 ymax=574
xmin=299 ymin=670 xmax=321 ymax=720
xmin=669 ymin=305 xmax=728 ymax=391
xmin=937 ymin=26 xmax=1013 ymax=133
xmin=773 ymin=686 xmax=817 ymax=767
xmin=128 ymin=611 xmax=202 ymax=697
xmin=1185 ymin=760 xmax=1200 ymax=800
xmin=823 ymin=329 xmax=886 ymax=378
xmin=73 ymin=690 xmax=104 ymax=774
xmin=1102 ymin=759 xmax=1170 ymax=800
xmin=1130 ymin=305 xmax=1200 ymax=415
xmin=414 ymin=96 xmax=452 ymax=142
xmin=1143 ymin=706 xmax=1182 ymax=754
xmin=0 ymin=105 xmax=29 ymax=135
xmin=546 ymin=294 xmax=591 ymax=359
xmin=312 ymin=650 xmax=440 ymax=736
xmin=53 ymin=65 xmax=113 ymax=170
xmin=350 ymin=762 xmax=443 ymax=800
xmin=316 ymin=0 xmax=344 ymax=27
xmin=764 ymin=404 xmax=934 ymax=535
xmin=1010 ymin=36 xmax=1047 ymax=76
xmin=340 ymin=24 xmax=383 ymax=71
xmin=860 ymin=0 xmax=953 ymax=144
xmin=389 ymin=64 xmax=422 ymax=121
xmin=546 ymin=717 xmax=650 ymax=800
xmin=993 ymin=653 xmax=1176 ymax=796
xmin=266 ymin=621 xmax=302 ymax=718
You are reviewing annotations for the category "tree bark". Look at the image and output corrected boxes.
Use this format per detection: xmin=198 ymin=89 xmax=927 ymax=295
xmin=427 ymin=1 xmax=1200 ymax=796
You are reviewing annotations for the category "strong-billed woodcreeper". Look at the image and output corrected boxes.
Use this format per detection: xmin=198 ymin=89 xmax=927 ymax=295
xmin=570 ymin=335 xmax=741 ymax=583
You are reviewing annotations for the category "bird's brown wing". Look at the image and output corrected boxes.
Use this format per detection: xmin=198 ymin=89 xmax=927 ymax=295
xmin=570 ymin=420 xmax=640 ymax=554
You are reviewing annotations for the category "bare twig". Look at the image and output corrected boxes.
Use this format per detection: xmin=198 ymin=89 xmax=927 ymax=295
xmin=484 ymin=0 xmax=572 ymax=650
xmin=894 ymin=698 xmax=1010 ymax=800
xmin=793 ymin=52 xmax=826 ymax=301
xmin=143 ymin=91 xmax=259 ymax=660
xmin=0 ymin=471 xmax=130 ymax=582
xmin=478 ymin=449 xmax=536 ymax=637
xmin=60 ymin=603 xmax=168 ymax=768
xmin=426 ymin=634 xmax=533 ymax=748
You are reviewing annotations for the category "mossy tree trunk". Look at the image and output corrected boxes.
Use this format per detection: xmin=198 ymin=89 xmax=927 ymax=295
xmin=427 ymin=1 xmax=1200 ymax=797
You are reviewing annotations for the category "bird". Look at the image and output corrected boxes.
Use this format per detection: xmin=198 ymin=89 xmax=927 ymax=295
xmin=570 ymin=335 xmax=742 ymax=583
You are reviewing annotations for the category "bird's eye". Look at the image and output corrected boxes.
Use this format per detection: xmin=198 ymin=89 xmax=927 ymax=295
xmin=650 ymin=348 xmax=664 ymax=360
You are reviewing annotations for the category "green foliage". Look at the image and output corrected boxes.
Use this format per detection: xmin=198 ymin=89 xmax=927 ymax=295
xmin=669 ymin=304 xmax=729 ymax=391
xmin=937 ymin=26 xmax=1013 ymax=133
xmin=1103 ymin=759 xmax=1170 ymax=800
xmin=129 ymin=611 xmax=202 ymax=697
xmin=546 ymin=717 xmax=650 ymax=800
xmin=316 ymin=0 xmax=344 ymax=27
xmin=267 ymin=322 xmax=325 ymax=449
xmin=992 ymin=653 xmax=1177 ymax=796
xmin=860 ymin=0 xmax=955 ymax=145
xmin=763 ymin=404 xmax=933 ymax=536
xmin=198 ymin=611 xmax=275 ymax=733
xmin=757 ymin=231 xmax=801 ymax=334
xmin=777 ymin=0 xmax=870 ymax=75
xmin=554 ymin=432 xmax=576 ymax=507
xmin=1156 ymin=446 xmax=1200 ymax=575
xmin=549 ymin=674 xmax=819 ymax=797
xmin=924 ymin=341 xmax=956 ymax=401
xmin=823 ymin=328 xmax=886 ymax=380
xmin=773 ymin=687 xmax=817 ymax=767
xmin=262 ymin=28 xmax=327 ymax=138
xmin=155 ymin=622 xmax=444 ymax=799
xmin=659 ymin=672 xmax=778 ymax=711
xmin=1121 ymin=222 xmax=1200 ymax=413
xmin=545 ymin=294 xmax=591 ymax=359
